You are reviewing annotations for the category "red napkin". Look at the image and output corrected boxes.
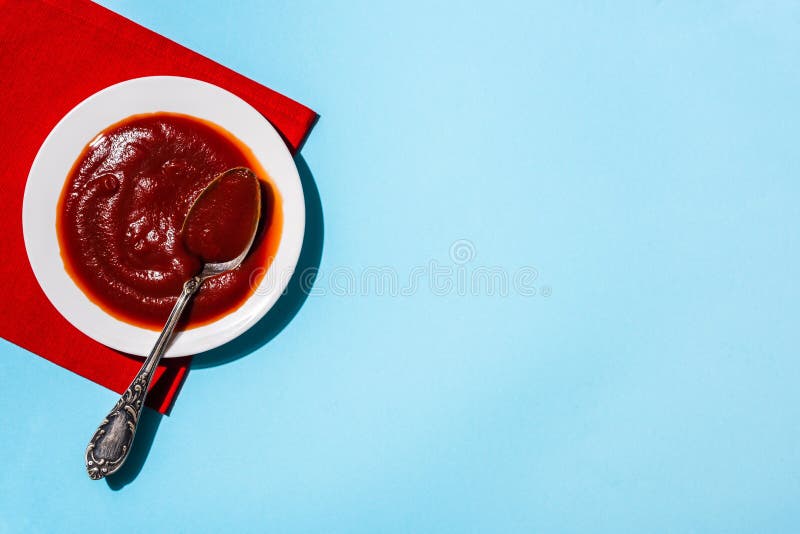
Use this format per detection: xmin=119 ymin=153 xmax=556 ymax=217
xmin=0 ymin=0 xmax=317 ymax=414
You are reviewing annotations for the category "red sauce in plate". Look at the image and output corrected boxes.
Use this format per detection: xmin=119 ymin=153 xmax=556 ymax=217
xmin=57 ymin=112 xmax=282 ymax=330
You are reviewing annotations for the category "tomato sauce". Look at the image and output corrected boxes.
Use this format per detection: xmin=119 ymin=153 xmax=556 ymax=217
xmin=57 ymin=112 xmax=282 ymax=331
xmin=183 ymin=168 xmax=261 ymax=264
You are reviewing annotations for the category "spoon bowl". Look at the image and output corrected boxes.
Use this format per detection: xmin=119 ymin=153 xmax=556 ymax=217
xmin=183 ymin=166 xmax=262 ymax=279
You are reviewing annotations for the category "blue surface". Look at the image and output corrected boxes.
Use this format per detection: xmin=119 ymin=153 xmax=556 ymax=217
xmin=2 ymin=1 xmax=800 ymax=531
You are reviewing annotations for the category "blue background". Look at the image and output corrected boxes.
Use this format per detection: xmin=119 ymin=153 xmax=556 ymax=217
xmin=2 ymin=1 xmax=800 ymax=532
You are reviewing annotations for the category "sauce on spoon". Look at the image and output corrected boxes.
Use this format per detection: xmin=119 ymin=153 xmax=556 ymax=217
xmin=183 ymin=167 xmax=262 ymax=264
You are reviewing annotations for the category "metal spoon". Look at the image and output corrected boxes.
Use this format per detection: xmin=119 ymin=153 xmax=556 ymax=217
xmin=85 ymin=167 xmax=261 ymax=480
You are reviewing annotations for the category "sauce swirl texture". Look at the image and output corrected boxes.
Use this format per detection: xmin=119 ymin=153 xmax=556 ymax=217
xmin=57 ymin=113 xmax=282 ymax=330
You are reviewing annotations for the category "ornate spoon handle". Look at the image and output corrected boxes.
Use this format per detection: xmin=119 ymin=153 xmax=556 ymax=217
xmin=85 ymin=277 xmax=201 ymax=480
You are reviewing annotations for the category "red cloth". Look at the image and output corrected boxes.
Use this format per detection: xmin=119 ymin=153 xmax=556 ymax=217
xmin=0 ymin=0 xmax=317 ymax=414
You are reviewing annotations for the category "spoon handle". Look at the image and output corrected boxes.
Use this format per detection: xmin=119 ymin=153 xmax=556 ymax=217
xmin=85 ymin=276 xmax=201 ymax=480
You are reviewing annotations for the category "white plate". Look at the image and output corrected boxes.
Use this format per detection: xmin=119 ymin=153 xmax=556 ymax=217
xmin=22 ymin=76 xmax=305 ymax=358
